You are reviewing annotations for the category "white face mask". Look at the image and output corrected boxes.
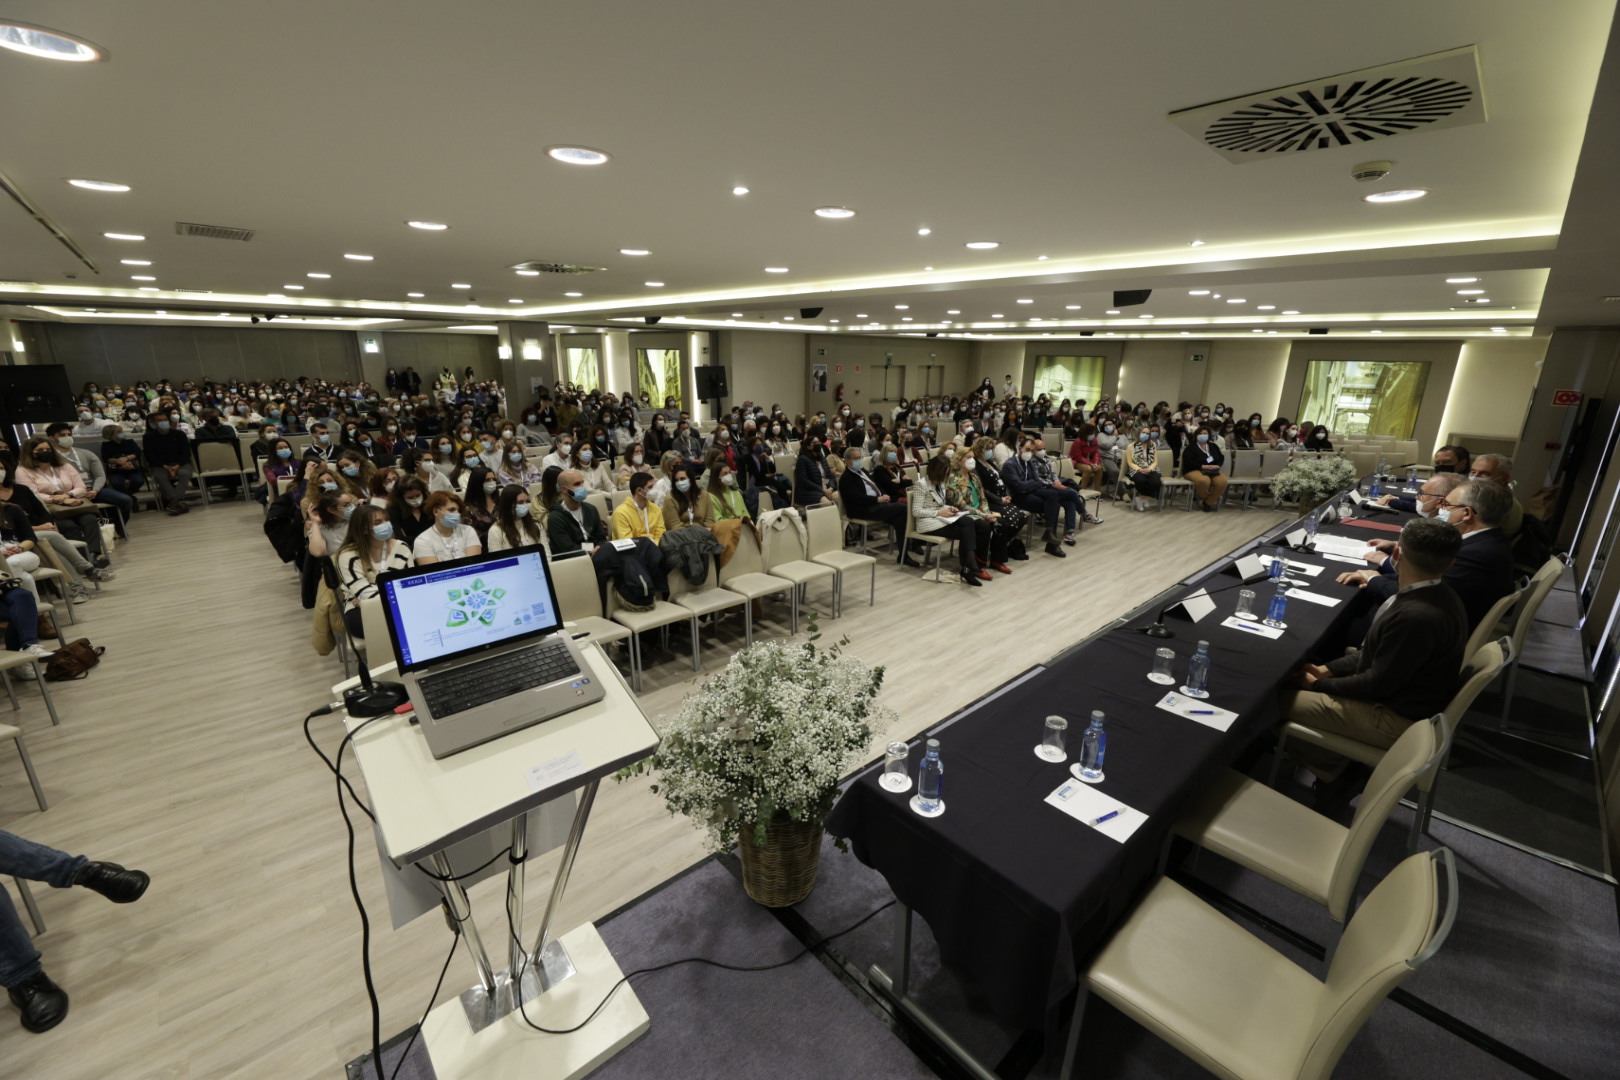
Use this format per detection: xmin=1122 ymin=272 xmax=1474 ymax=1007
xmin=632 ymin=453 xmax=643 ymax=465
xmin=1417 ymin=499 xmax=1437 ymax=519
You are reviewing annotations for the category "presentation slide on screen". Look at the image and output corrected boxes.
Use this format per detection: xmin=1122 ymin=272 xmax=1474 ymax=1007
xmin=387 ymin=554 xmax=557 ymax=666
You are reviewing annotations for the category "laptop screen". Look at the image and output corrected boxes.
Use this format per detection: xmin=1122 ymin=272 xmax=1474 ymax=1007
xmin=378 ymin=546 xmax=563 ymax=672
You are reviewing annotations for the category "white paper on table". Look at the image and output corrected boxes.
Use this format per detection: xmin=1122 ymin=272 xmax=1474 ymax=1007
xmin=1044 ymin=780 xmax=1147 ymax=843
xmin=1362 ymin=501 xmax=1397 ymax=513
xmin=524 ymin=749 xmax=586 ymax=793
xmin=1321 ymin=553 xmax=1368 ymax=566
xmin=1220 ymin=615 xmax=1285 ymax=640
xmin=1155 ymin=690 xmax=1241 ymax=731
xmin=1313 ymin=534 xmax=1377 ymax=559
xmin=1284 ymin=588 xmax=1343 ymax=608
xmin=1282 ymin=559 xmax=1324 ymax=577
xmin=1168 ymin=587 xmax=1217 ymax=624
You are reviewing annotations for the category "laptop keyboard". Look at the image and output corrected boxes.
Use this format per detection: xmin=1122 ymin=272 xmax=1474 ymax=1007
xmin=418 ymin=640 xmax=580 ymax=719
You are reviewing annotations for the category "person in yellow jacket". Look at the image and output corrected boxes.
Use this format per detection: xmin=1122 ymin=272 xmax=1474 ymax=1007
xmin=610 ymin=472 xmax=666 ymax=543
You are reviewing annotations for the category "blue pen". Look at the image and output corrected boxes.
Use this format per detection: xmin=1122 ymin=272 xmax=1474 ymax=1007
xmin=1232 ymin=621 xmax=1268 ymax=634
xmin=1190 ymin=709 xmax=1215 ymax=715
xmin=1087 ymin=810 xmax=1121 ymax=827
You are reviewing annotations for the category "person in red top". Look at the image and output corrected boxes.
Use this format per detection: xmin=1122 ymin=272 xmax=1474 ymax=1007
xmin=1068 ymin=422 xmax=1104 ymax=492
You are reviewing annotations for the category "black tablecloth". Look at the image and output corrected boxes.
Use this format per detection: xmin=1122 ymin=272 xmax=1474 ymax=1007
xmin=827 ymin=501 xmax=1407 ymax=1029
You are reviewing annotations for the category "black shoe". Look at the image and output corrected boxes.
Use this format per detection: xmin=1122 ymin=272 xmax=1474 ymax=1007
xmin=1041 ymin=529 xmax=1058 ymax=544
xmin=1045 ymin=542 xmax=1067 ymax=558
xmin=901 ymin=555 xmax=923 ymax=569
xmin=961 ymin=569 xmax=983 ymax=586
xmin=73 ymin=861 xmax=150 ymax=904
xmin=1010 ymin=550 xmax=1030 ymax=561
xmin=8 ymin=972 xmax=68 ymax=1033
xmin=1312 ymin=763 xmax=1371 ymax=817
xmin=92 ymin=554 xmax=110 ymax=569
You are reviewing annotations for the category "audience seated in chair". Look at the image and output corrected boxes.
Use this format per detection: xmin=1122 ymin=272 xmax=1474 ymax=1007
xmin=412 ymin=491 xmax=482 ymax=565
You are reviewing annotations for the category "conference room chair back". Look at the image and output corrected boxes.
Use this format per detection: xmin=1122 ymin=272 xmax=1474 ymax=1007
xmin=668 ymin=566 xmax=747 ymax=666
xmin=1464 ymin=587 xmax=1522 ymax=662
xmin=358 ymin=595 xmax=391 ymax=668
xmin=194 ymin=440 xmax=248 ymax=503
xmin=806 ymin=504 xmax=877 ymax=615
xmin=901 ymin=503 xmax=948 ymax=582
xmin=1153 ymin=449 xmax=1194 ymax=510
xmin=1081 ymin=848 xmax=1457 ymax=1080
xmin=605 ymin=578 xmax=697 ymax=692
xmin=584 ymin=492 xmax=612 ymax=521
xmin=608 ymin=489 xmax=631 ymax=512
xmin=760 ymin=520 xmax=837 ymax=634
xmin=1496 ymin=556 xmax=1565 ymax=718
xmin=1258 ymin=450 xmax=1290 ymax=480
xmin=548 ymin=552 xmax=631 ymax=651
xmin=715 ymin=526 xmax=794 ymax=646
xmin=287 ymin=434 xmax=312 ymax=455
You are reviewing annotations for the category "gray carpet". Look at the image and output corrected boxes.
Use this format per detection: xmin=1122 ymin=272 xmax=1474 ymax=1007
xmin=349 ymin=859 xmax=937 ymax=1079
xmin=796 ymin=802 xmax=1620 ymax=1080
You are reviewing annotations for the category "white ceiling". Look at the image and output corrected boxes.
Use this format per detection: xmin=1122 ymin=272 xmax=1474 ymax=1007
xmin=1 ymin=0 xmax=1616 ymax=340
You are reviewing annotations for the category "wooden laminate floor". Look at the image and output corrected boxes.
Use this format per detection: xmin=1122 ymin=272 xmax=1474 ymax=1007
xmin=0 ymin=493 xmax=1293 ymax=1080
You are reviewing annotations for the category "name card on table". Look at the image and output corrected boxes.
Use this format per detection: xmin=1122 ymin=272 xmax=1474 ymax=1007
xmin=1164 ymin=587 xmax=1217 ymax=624
xmin=1284 ymin=528 xmax=1308 ymax=549
xmin=1156 ymin=690 xmax=1240 ymax=731
xmin=1283 ymin=588 xmax=1344 ymax=608
xmin=1220 ymin=615 xmax=1285 ymax=640
xmin=1044 ymin=780 xmax=1147 ymax=843
xmin=1347 ymin=489 xmax=1364 ymax=506
xmin=1229 ymin=554 xmax=1271 ymax=581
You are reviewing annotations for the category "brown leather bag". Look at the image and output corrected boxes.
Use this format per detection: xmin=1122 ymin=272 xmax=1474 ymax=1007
xmin=44 ymin=638 xmax=104 ymax=681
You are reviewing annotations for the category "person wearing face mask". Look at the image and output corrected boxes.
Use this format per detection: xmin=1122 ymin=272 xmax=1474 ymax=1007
xmin=517 ymin=408 xmax=553 ymax=448
xmin=1093 ymin=419 xmax=1126 ymax=491
xmin=41 ymin=424 xmax=131 ymax=536
xmin=1003 ymin=436 xmax=1078 ymax=555
xmin=575 ymin=441 xmax=615 ymax=495
xmin=474 ymin=431 xmax=504 ymax=473
xmin=365 ymin=468 xmax=400 ymax=510
xmin=1127 ymin=430 xmax=1163 ymax=513
xmin=457 ymin=466 xmax=501 ymax=546
xmin=794 ymin=441 xmax=837 ymax=509
xmin=1179 ymin=425 xmax=1228 ymax=512
xmin=1340 ymin=478 xmax=1514 ymax=634
xmin=333 ymin=451 xmax=373 ymax=500
xmin=642 ymin=413 xmax=670 ymax=456
xmin=1067 ymin=423 xmax=1105 ymax=495
xmin=389 ymin=476 xmax=435 ymax=547
xmin=494 ymin=439 xmax=543 ymax=486
xmin=71 ymin=407 xmax=109 ymax=444
xmin=660 ymin=466 xmax=711 ymax=531
xmin=334 ymin=504 xmax=414 ymax=639
xmin=142 ymin=410 xmax=196 ymax=515
xmin=413 ymin=492 xmax=483 ymax=565
xmin=98 ymin=424 xmax=147 ymax=509
xmin=262 ymin=438 xmax=300 ymax=501
xmin=945 ymin=447 xmax=1013 ymax=576
xmin=1302 ymin=425 xmax=1334 ymax=452
xmin=1228 ymin=420 xmax=1255 ymax=452
xmin=870 ymin=444 xmax=911 ymax=501
xmin=486 ymin=484 xmax=546 ymax=552
xmin=1375 ymin=469 xmax=1463 ymax=516
xmin=303 ymin=422 xmax=338 ymax=464
xmin=1431 ymin=444 xmax=1471 ymax=476
xmin=547 ymin=471 xmax=607 ymax=556
xmin=613 ymin=442 xmax=653 ymax=490
xmin=912 ymin=452 xmax=984 ymax=586
xmin=838 ymin=447 xmax=919 ymax=566
xmin=539 ymin=437 xmax=574 ymax=474
xmin=610 ymin=471 xmax=667 ymax=544
xmin=670 ymin=421 xmax=705 ymax=467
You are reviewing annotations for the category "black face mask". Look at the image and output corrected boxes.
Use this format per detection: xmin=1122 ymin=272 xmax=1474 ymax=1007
xmin=1432 ymin=464 xmax=1456 ymax=474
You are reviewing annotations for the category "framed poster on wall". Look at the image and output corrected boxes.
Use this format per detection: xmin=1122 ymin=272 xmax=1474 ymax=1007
xmin=811 ymin=364 xmax=828 ymax=393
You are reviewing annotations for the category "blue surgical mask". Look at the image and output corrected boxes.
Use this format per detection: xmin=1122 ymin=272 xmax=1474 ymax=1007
xmin=157 ymin=421 xmax=172 ymax=432
xmin=372 ymin=522 xmax=394 ymax=541
xmin=571 ymin=485 xmax=590 ymax=502
xmin=441 ymin=512 xmax=462 ymax=527
xmin=464 ymin=454 xmax=479 ymax=466
xmin=341 ymin=464 xmax=359 ymax=477
xmin=276 ymin=447 xmax=292 ymax=459
xmin=508 ymin=451 xmax=524 ymax=463
xmin=1139 ymin=432 xmax=1150 ymax=441
xmin=515 ymin=502 xmax=531 ymax=518
xmin=341 ymin=504 xmax=356 ymax=520
xmin=676 ymin=479 xmax=691 ymax=493
xmin=1196 ymin=433 xmax=1209 ymax=444
xmin=321 ymin=480 xmax=339 ymax=491
xmin=579 ymin=448 xmax=594 ymax=463
xmin=318 ymin=433 xmax=331 ymax=444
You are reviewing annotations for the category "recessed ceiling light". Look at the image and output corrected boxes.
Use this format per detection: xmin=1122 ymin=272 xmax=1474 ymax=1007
xmin=924 ymin=266 xmax=934 ymax=271
xmin=66 ymin=178 xmax=129 ymax=193
xmin=1252 ymin=328 xmax=1264 ymax=333
xmin=1212 ymin=294 xmax=1222 ymax=299
xmin=917 ymin=227 xmax=931 ymax=236
xmin=1180 ymin=331 xmax=1190 ymax=335
xmin=120 ymin=259 xmax=151 ymax=266
xmin=0 ymin=21 xmax=106 ymax=61
xmin=856 ymin=314 xmax=868 ymax=318
xmin=1037 ymin=255 xmax=1049 ymax=261
xmin=1257 ymin=305 xmax=1276 ymax=311
xmin=1282 ymin=310 xmax=1300 ymax=315
xmin=1227 ymin=298 xmax=1247 ymax=304
xmin=566 ymin=291 xmax=583 ymax=297
xmin=947 ymin=309 xmax=961 ymax=314
xmin=1016 ymin=299 xmax=1034 ymax=304
xmin=1189 ymin=290 xmax=1210 ymax=296
xmin=406 ymin=221 xmax=449 ymax=230
xmin=547 ymin=145 xmax=611 ymax=165
xmin=1491 ymin=326 xmax=1506 ymax=332
xmin=783 ymin=316 xmax=795 ymax=321
xmin=1370 ymin=329 xmax=1383 ymax=334
xmin=452 ymin=283 xmax=472 ymax=289
xmin=894 ymin=305 xmax=909 ymax=310
xmin=1105 ymin=309 xmax=1120 ymax=315
xmin=1140 ymin=314 xmax=1154 ymax=319
xmin=764 ymin=267 xmax=789 ymax=273
xmin=514 ymin=269 xmax=541 ymax=277
xmin=1363 ymin=189 xmax=1429 ymax=203
xmin=991 ymin=314 xmax=1004 ymax=319
xmin=509 ymin=299 xmax=523 ymax=303
xmin=829 ymin=319 xmax=839 ymax=323
xmin=407 ymin=292 xmax=424 ymax=298
xmin=308 ymin=272 xmax=331 ymax=279
xmin=130 ymin=275 xmax=155 ymax=281
xmin=1189 ymin=239 xmax=1206 ymax=247
xmin=814 ymin=206 xmax=857 ymax=219
xmin=1446 ymin=277 xmax=1478 ymax=284
xmin=732 ymin=186 xmax=750 ymax=196
xmin=964 ymin=241 xmax=999 ymax=250
xmin=343 ymin=253 xmax=373 ymax=261
xmin=282 ymin=284 xmax=304 ymax=291
xmin=619 ymin=248 xmax=651 ymax=256
xmin=645 ymin=281 xmax=665 ymax=287
xmin=1473 ymin=298 xmax=1491 ymax=303
xmin=901 ymin=317 xmax=913 ymax=322
xmin=138 ymin=286 xmax=159 ymax=292
xmin=731 ymin=312 xmax=745 ymax=317
xmin=1457 ymin=289 xmax=1484 ymax=295
xmin=103 ymin=232 xmax=144 ymax=241
xmin=1064 ymin=305 xmax=1081 ymax=310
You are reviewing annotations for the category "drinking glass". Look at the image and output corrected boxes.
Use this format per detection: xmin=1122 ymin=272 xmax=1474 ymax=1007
xmin=1235 ymin=588 xmax=1257 ymax=620
xmin=880 ymin=741 xmax=912 ymax=792
xmin=1148 ymin=647 xmax=1176 ymax=685
xmin=1036 ymin=715 xmax=1068 ymax=762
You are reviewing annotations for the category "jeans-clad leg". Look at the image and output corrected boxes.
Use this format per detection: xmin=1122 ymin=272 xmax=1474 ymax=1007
xmin=0 ymin=831 xmax=87 ymax=989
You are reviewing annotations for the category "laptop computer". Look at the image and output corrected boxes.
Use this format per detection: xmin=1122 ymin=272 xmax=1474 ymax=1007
xmin=377 ymin=545 xmax=606 ymax=759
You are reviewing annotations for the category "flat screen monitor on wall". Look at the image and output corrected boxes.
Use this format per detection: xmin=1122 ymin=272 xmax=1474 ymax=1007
xmin=0 ymin=364 xmax=74 ymax=424
xmin=1298 ymin=359 xmax=1429 ymax=439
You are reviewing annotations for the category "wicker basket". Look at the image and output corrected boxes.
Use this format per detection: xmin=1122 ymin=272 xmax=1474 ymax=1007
xmin=737 ymin=817 xmax=823 ymax=907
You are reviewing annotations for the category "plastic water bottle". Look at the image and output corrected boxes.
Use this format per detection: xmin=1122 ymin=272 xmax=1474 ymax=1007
xmin=1304 ymin=509 xmax=1319 ymax=546
xmin=916 ymin=739 xmax=943 ymax=812
xmin=1406 ymin=466 xmax=1419 ymax=488
xmin=1182 ymin=641 xmax=1211 ymax=698
xmin=1368 ymin=473 xmax=1383 ymax=499
xmin=1079 ymin=712 xmax=1107 ymax=780
xmin=1377 ymin=456 xmax=1388 ymax=480
xmin=1265 ymin=585 xmax=1290 ymax=629
xmin=1268 ymin=546 xmax=1287 ymax=582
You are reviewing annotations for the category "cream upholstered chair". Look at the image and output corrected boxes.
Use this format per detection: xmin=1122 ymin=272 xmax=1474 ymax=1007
xmin=1075 ymin=849 xmax=1456 ymax=1080
xmin=902 ymin=504 xmax=948 ymax=582
xmin=806 ymin=505 xmax=876 ymax=615
xmin=668 ymin=565 xmax=746 ymax=666
xmin=1155 ymin=448 xmax=1192 ymax=510
xmin=549 ymin=552 xmax=631 ymax=650
xmin=1225 ymin=448 xmax=1265 ymax=508
xmin=0 ymin=652 xmax=62 ymax=728
xmin=1464 ymin=588 xmax=1521 ymax=663
xmin=1271 ymin=639 xmax=1512 ymax=851
xmin=759 ymin=518 xmax=836 ymax=634
xmin=606 ymin=577 xmax=696 ymax=692
xmin=584 ymin=492 xmax=612 ymax=523
xmin=1172 ymin=714 xmax=1444 ymax=947
xmin=194 ymin=440 xmax=245 ymax=503
xmin=715 ymin=527 xmax=792 ymax=646
xmin=1496 ymin=556 xmax=1564 ymax=718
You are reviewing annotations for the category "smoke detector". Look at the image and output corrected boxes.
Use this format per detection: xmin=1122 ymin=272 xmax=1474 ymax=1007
xmin=1170 ymin=46 xmax=1485 ymax=164
xmin=1351 ymin=160 xmax=1394 ymax=182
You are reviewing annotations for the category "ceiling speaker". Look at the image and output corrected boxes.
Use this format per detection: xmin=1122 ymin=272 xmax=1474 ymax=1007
xmin=1308 ymin=327 xmax=1328 ymax=335
xmin=800 ymin=307 xmax=823 ymax=319
xmin=1080 ymin=330 xmax=1095 ymax=337
xmin=644 ymin=316 xmax=662 ymax=325
xmin=1113 ymin=289 xmax=1151 ymax=308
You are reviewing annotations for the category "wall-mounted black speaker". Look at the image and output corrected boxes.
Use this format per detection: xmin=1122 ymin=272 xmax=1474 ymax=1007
xmin=1080 ymin=330 xmax=1095 ymax=337
xmin=1113 ymin=289 xmax=1152 ymax=308
xmin=0 ymin=364 xmax=74 ymax=424
xmin=926 ymin=332 xmax=939 ymax=338
xmin=800 ymin=307 xmax=823 ymax=319
xmin=1308 ymin=327 xmax=1329 ymax=335
xmin=644 ymin=316 xmax=662 ymax=325
xmin=694 ymin=366 xmax=729 ymax=400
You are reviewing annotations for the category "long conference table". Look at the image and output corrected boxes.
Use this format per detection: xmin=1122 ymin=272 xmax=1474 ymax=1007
xmin=827 ymin=484 xmax=1416 ymax=1071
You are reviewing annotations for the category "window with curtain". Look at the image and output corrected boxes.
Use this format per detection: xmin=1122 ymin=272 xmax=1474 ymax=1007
xmin=1297 ymin=359 xmax=1428 ymax=438
xmin=566 ymin=347 xmax=601 ymax=392
xmin=636 ymin=348 xmax=684 ymax=409
xmin=1032 ymin=356 xmax=1105 ymax=405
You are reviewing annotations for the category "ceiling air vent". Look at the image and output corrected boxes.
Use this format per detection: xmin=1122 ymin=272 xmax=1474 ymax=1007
xmin=175 ymin=221 xmax=256 ymax=241
xmin=509 ymin=261 xmax=605 ymax=275
xmin=1169 ymin=46 xmax=1485 ymax=164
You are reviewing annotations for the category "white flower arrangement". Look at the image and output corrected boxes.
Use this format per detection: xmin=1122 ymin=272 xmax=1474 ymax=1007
xmin=619 ymin=634 xmax=894 ymax=852
xmin=1269 ymin=453 xmax=1359 ymax=505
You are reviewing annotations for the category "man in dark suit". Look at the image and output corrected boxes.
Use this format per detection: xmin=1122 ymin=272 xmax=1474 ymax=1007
xmin=838 ymin=447 xmax=919 ymax=567
xmin=1341 ymin=478 xmax=1516 ymax=633
xmin=1283 ymin=517 xmax=1469 ymax=788
xmin=1373 ymin=467 xmax=1464 ymax=515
